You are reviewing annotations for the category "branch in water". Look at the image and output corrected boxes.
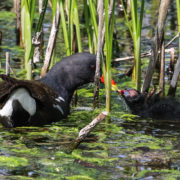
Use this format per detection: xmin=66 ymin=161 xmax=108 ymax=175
xmin=66 ymin=111 xmax=108 ymax=153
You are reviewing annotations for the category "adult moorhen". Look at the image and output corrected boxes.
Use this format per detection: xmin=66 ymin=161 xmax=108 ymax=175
xmin=0 ymin=52 xmax=96 ymax=127
xmin=119 ymin=88 xmax=180 ymax=120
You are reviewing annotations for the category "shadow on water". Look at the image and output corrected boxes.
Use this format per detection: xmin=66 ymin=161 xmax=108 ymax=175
xmin=0 ymin=0 xmax=180 ymax=179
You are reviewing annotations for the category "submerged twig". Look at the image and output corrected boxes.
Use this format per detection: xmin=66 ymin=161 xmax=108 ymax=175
xmin=67 ymin=111 xmax=108 ymax=153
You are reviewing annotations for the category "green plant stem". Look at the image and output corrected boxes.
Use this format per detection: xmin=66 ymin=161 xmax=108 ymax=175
xmin=60 ymin=0 xmax=70 ymax=55
xmin=68 ymin=0 xmax=74 ymax=54
xmin=131 ymin=0 xmax=144 ymax=91
xmin=88 ymin=0 xmax=98 ymax=40
xmin=104 ymin=0 xmax=115 ymax=113
xmin=83 ymin=0 xmax=93 ymax=53
xmin=177 ymin=0 xmax=180 ymax=32
xmin=73 ymin=0 xmax=82 ymax=52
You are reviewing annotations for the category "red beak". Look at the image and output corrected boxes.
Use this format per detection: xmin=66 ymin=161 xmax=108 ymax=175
xmin=117 ymin=89 xmax=125 ymax=96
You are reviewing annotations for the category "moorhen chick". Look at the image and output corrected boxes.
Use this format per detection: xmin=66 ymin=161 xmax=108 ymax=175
xmin=119 ymin=88 xmax=180 ymax=120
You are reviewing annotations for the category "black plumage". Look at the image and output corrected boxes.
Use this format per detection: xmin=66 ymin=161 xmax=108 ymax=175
xmin=0 ymin=53 xmax=96 ymax=127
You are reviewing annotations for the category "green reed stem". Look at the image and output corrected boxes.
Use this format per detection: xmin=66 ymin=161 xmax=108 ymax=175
xmin=21 ymin=0 xmax=48 ymax=79
xmin=73 ymin=0 xmax=82 ymax=52
xmin=52 ymin=0 xmax=57 ymax=20
xmin=176 ymin=0 xmax=180 ymax=32
xmin=60 ymin=0 xmax=70 ymax=55
xmin=83 ymin=0 xmax=93 ymax=53
xmin=68 ymin=0 xmax=74 ymax=54
xmin=104 ymin=0 xmax=115 ymax=113
xmin=88 ymin=0 xmax=98 ymax=40
xmin=122 ymin=0 xmax=144 ymax=91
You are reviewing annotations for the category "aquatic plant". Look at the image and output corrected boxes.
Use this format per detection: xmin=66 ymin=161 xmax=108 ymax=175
xmin=21 ymin=0 xmax=48 ymax=79
xmin=121 ymin=0 xmax=144 ymax=91
xmin=104 ymin=0 xmax=115 ymax=113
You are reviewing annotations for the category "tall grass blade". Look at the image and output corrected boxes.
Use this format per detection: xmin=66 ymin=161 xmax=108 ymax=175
xmin=21 ymin=0 xmax=32 ymax=71
xmin=52 ymin=0 xmax=57 ymax=19
xmin=60 ymin=0 xmax=71 ymax=55
xmin=68 ymin=0 xmax=74 ymax=54
xmin=104 ymin=0 xmax=115 ymax=113
xmin=73 ymin=0 xmax=82 ymax=52
xmin=83 ymin=0 xmax=93 ymax=53
xmin=88 ymin=0 xmax=98 ymax=40
xmin=120 ymin=0 xmax=133 ymax=37
xmin=176 ymin=0 xmax=180 ymax=32
xmin=29 ymin=0 xmax=36 ymax=27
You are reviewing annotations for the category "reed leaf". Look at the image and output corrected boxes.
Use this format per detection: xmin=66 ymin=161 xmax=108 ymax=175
xmin=120 ymin=0 xmax=133 ymax=37
xmin=176 ymin=0 xmax=180 ymax=32
xmin=104 ymin=0 xmax=115 ymax=113
xmin=29 ymin=0 xmax=36 ymax=27
xmin=88 ymin=0 xmax=98 ymax=40
xmin=68 ymin=0 xmax=74 ymax=54
xmin=126 ymin=0 xmax=144 ymax=91
xmin=52 ymin=0 xmax=57 ymax=20
xmin=21 ymin=0 xmax=32 ymax=70
xmin=73 ymin=0 xmax=82 ymax=52
xmin=60 ymin=0 xmax=71 ymax=55
xmin=83 ymin=0 xmax=93 ymax=53
xmin=35 ymin=0 xmax=48 ymax=33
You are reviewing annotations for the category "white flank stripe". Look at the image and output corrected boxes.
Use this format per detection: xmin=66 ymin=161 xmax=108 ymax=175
xmin=0 ymin=88 xmax=36 ymax=117
xmin=53 ymin=104 xmax=64 ymax=115
xmin=55 ymin=96 xmax=65 ymax=102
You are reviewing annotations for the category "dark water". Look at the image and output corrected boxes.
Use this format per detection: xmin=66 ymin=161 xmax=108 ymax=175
xmin=0 ymin=1 xmax=180 ymax=179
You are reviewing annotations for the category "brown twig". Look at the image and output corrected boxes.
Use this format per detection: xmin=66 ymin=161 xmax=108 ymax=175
xmin=113 ymin=31 xmax=178 ymax=63
xmin=32 ymin=31 xmax=42 ymax=63
xmin=159 ymin=41 xmax=165 ymax=96
xmin=168 ymin=40 xmax=180 ymax=97
xmin=142 ymin=0 xmax=170 ymax=93
xmin=94 ymin=0 xmax=104 ymax=107
xmin=15 ymin=0 xmax=23 ymax=46
xmin=5 ymin=52 xmax=10 ymax=76
xmin=40 ymin=1 xmax=60 ymax=77
xmin=66 ymin=111 xmax=108 ymax=153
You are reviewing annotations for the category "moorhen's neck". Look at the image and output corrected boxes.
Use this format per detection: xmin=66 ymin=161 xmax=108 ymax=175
xmin=40 ymin=72 xmax=77 ymax=104
xmin=40 ymin=53 xmax=96 ymax=104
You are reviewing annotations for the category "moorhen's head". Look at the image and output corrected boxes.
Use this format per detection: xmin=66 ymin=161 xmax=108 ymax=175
xmin=72 ymin=53 xmax=97 ymax=85
xmin=46 ymin=53 xmax=96 ymax=87
xmin=118 ymin=88 xmax=147 ymax=114
xmin=40 ymin=53 xmax=97 ymax=103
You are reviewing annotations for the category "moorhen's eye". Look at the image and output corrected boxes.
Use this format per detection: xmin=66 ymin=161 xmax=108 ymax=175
xmin=90 ymin=64 xmax=96 ymax=71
